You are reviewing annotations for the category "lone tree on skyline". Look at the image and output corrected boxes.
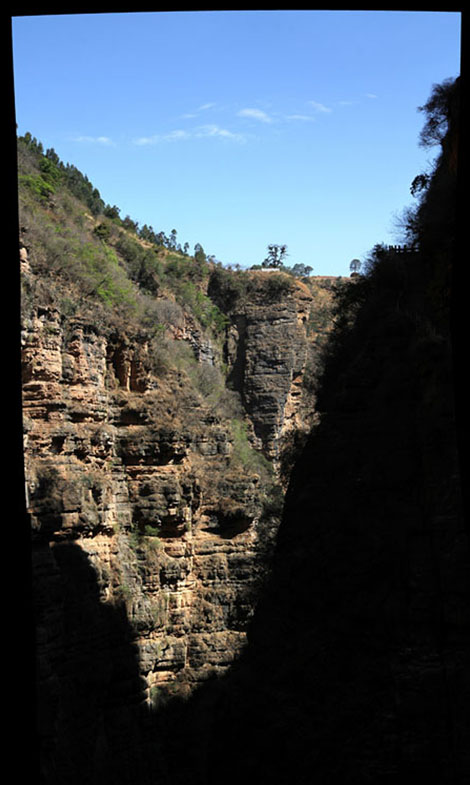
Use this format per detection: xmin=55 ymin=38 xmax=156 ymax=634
xmin=262 ymin=244 xmax=288 ymax=268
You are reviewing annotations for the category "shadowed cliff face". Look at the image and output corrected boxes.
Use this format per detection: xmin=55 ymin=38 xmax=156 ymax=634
xmin=141 ymin=79 xmax=469 ymax=785
xmin=34 ymin=540 xmax=148 ymax=785
xmin=187 ymin=80 xmax=468 ymax=785
xmin=220 ymin=328 xmax=468 ymax=784
xmin=33 ymin=537 xmax=204 ymax=785
xmin=148 ymin=273 xmax=468 ymax=785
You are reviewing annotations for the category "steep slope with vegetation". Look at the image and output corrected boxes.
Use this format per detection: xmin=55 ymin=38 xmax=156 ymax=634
xmin=18 ymin=133 xmax=339 ymax=783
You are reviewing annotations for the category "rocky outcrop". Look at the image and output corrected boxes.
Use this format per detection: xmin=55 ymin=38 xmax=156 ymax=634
xmin=223 ymin=275 xmax=315 ymax=459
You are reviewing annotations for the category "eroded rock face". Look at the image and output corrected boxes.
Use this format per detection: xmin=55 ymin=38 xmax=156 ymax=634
xmin=22 ymin=275 xmax=324 ymax=782
xmin=24 ymin=308 xmax=260 ymax=658
xmin=224 ymin=279 xmax=314 ymax=459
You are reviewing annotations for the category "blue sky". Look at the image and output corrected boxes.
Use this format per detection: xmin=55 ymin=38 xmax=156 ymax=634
xmin=12 ymin=10 xmax=461 ymax=275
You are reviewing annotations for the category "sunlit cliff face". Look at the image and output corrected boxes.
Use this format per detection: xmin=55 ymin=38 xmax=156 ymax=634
xmin=22 ymin=218 xmax=338 ymax=784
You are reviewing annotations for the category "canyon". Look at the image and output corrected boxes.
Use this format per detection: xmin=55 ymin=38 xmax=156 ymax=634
xmin=18 ymin=75 xmax=468 ymax=785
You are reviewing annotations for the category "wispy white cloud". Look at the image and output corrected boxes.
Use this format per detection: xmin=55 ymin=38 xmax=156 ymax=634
xmin=308 ymin=101 xmax=332 ymax=114
xmin=71 ymin=135 xmax=115 ymax=145
xmin=133 ymin=129 xmax=190 ymax=145
xmin=285 ymin=113 xmax=315 ymax=122
xmin=167 ymin=129 xmax=190 ymax=140
xmin=337 ymin=100 xmax=355 ymax=107
xmin=133 ymin=135 xmax=155 ymax=145
xmin=238 ymin=107 xmax=273 ymax=123
xmin=181 ymin=102 xmax=216 ymax=119
xmin=133 ymin=124 xmax=245 ymax=145
xmin=365 ymin=93 xmax=377 ymax=99
xmin=195 ymin=124 xmax=246 ymax=141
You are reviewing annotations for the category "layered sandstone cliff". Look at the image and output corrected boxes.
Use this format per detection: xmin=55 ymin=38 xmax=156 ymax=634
xmin=21 ymin=243 xmax=334 ymax=781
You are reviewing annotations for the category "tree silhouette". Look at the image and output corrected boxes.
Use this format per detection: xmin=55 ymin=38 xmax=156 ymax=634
xmin=418 ymin=77 xmax=458 ymax=149
xmin=262 ymin=244 xmax=288 ymax=268
xmin=291 ymin=263 xmax=313 ymax=277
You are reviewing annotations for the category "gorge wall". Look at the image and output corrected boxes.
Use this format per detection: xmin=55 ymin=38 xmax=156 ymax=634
xmin=143 ymin=76 xmax=469 ymax=785
xmin=21 ymin=243 xmax=331 ymax=782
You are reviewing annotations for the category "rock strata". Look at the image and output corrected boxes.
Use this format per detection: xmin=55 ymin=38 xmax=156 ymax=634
xmin=21 ymin=263 xmax=329 ymax=783
xmin=223 ymin=277 xmax=314 ymax=459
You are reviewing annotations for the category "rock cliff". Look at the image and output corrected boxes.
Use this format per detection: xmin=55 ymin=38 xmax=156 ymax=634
xmin=20 ymin=223 xmax=333 ymax=781
xmin=222 ymin=278 xmax=313 ymax=460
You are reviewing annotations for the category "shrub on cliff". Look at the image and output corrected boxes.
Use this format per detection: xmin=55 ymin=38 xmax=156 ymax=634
xmin=207 ymin=266 xmax=250 ymax=311
xmin=152 ymin=298 xmax=185 ymax=329
xmin=230 ymin=419 xmax=273 ymax=481
xmin=33 ymin=465 xmax=65 ymax=514
xmin=191 ymin=363 xmax=225 ymax=400
xmin=255 ymin=273 xmax=294 ymax=301
xmin=260 ymin=481 xmax=285 ymax=518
